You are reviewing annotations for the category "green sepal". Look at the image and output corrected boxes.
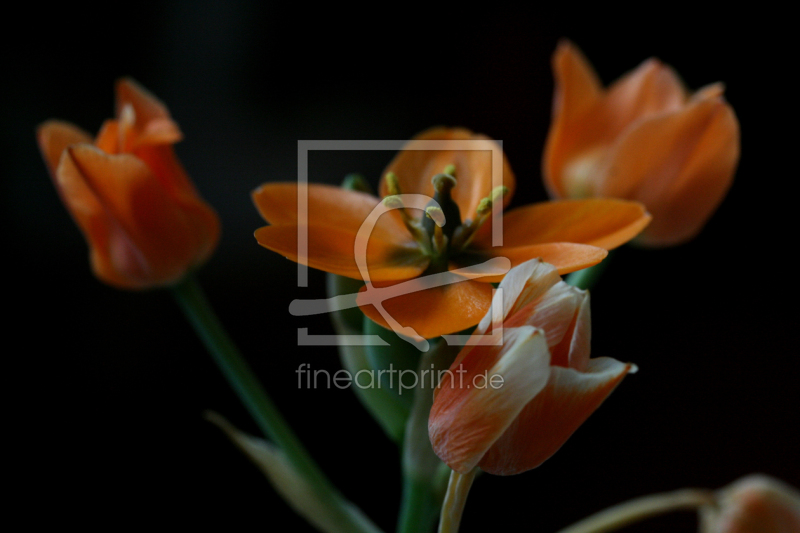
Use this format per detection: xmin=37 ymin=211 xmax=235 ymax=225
xmin=326 ymin=273 xmax=410 ymax=443
xmin=363 ymin=316 xmax=424 ymax=410
xmin=341 ymin=173 xmax=373 ymax=195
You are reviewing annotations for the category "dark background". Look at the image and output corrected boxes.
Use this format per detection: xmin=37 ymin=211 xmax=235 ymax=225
xmin=5 ymin=3 xmax=797 ymax=531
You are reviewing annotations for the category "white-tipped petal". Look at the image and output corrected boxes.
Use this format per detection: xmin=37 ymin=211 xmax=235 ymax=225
xmin=480 ymin=357 xmax=634 ymax=475
xmin=477 ymin=259 xmax=562 ymax=334
xmin=429 ymin=326 xmax=551 ymax=473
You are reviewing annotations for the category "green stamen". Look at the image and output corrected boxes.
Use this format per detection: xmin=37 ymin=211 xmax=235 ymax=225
xmin=490 ymin=186 xmax=509 ymax=203
xmin=425 ymin=208 xmax=448 ymax=256
xmin=382 ymin=195 xmax=405 ymax=209
xmin=450 ymin=188 xmax=507 ymax=252
xmin=386 ymin=172 xmax=401 ymax=196
xmin=383 ymin=194 xmax=432 ymax=254
xmin=425 ymin=206 xmax=446 ymax=227
xmin=476 ymin=197 xmax=492 ymax=215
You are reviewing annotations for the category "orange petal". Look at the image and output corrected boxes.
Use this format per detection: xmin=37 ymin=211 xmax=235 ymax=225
xmin=56 ymin=146 xmax=150 ymax=288
xmin=429 ymin=327 xmax=551 ymax=473
xmin=37 ymin=120 xmax=93 ymax=177
xmin=94 ymin=119 xmax=121 ymax=154
xmin=252 ymin=183 xmax=413 ymax=247
xmin=94 ymin=124 xmax=219 ymax=266
xmin=477 ymin=258 xmax=590 ymax=367
xmin=691 ymin=82 xmax=725 ymax=102
xmin=550 ymin=289 xmax=591 ymax=372
xmin=600 ymin=58 xmax=686 ymax=140
xmin=551 ymin=40 xmax=603 ymax=123
xmin=599 ymin=97 xmax=740 ymax=246
xmin=135 ymin=144 xmax=220 ymax=265
xmin=474 ymin=258 xmax=562 ymax=334
xmin=543 ymin=40 xmax=602 ymax=198
xmin=471 ymin=199 xmax=650 ymax=251
xmin=479 ymin=357 xmax=635 ymax=475
xmin=357 ymin=275 xmax=494 ymax=339
xmin=115 ymin=78 xmax=182 ymax=151
xmin=133 ymin=143 xmax=216 ymax=211
xmin=116 ymin=78 xmax=170 ymax=122
xmin=379 ymin=127 xmax=515 ymax=218
xmin=506 ymin=283 xmax=586 ymax=365
xmin=543 ymin=44 xmax=685 ymax=200
xmin=460 ymin=242 xmax=607 ymax=282
xmin=255 ymin=224 xmax=428 ymax=282
xmin=64 ymin=145 xmax=209 ymax=287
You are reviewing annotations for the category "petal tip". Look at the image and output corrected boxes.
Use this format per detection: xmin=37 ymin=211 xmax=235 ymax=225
xmin=554 ymin=38 xmax=579 ymax=60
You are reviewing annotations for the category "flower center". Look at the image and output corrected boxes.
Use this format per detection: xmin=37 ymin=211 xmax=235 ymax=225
xmin=562 ymin=146 xmax=606 ymax=198
xmin=383 ymin=166 xmax=509 ymax=274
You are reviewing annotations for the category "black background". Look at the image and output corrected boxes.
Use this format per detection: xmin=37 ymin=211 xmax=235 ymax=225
xmin=5 ymin=3 xmax=798 ymax=531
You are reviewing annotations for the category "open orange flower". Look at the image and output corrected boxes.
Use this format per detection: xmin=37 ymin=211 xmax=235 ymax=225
xmin=38 ymin=78 xmax=220 ymax=289
xmin=543 ymin=40 xmax=740 ymax=247
xmin=253 ymin=128 xmax=650 ymax=338
xmin=428 ymin=258 xmax=636 ymax=475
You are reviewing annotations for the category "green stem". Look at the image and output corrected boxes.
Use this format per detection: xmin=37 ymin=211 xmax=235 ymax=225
xmin=396 ymin=341 xmax=458 ymax=533
xmin=397 ymin=477 xmax=440 ymax=533
xmin=172 ymin=274 xmax=376 ymax=533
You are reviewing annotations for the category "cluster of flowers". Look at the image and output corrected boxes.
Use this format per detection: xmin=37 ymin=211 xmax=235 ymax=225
xmin=38 ymin=41 xmax=799 ymax=533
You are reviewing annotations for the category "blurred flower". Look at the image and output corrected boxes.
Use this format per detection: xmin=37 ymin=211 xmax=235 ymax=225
xmin=254 ymin=128 xmax=650 ymax=338
xmin=555 ymin=474 xmax=799 ymax=533
xmin=428 ymin=258 xmax=636 ymax=474
xmin=38 ymin=78 xmax=220 ymax=289
xmin=701 ymin=474 xmax=800 ymax=533
xmin=543 ymin=40 xmax=740 ymax=247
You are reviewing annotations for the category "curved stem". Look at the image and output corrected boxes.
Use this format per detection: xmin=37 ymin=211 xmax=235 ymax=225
xmin=556 ymin=489 xmax=714 ymax=533
xmin=438 ymin=468 xmax=478 ymax=533
xmin=172 ymin=274 xmax=380 ymax=533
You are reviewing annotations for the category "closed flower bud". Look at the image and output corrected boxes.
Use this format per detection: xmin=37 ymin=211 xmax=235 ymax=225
xmin=38 ymin=79 xmax=219 ymax=289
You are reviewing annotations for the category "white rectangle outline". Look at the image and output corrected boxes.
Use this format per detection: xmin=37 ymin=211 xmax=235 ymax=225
xmin=297 ymin=139 xmax=506 ymax=348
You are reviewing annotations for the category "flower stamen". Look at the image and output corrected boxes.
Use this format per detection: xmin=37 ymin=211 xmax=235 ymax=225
xmin=383 ymin=194 xmax=432 ymax=254
xmin=385 ymin=172 xmax=401 ymax=196
xmin=425 ymin=206 xmax=448 ymax=255
xmin=451 ymin=186 xmax=509 ymax=251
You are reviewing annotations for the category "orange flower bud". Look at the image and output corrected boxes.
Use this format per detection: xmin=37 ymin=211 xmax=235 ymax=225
xmin=543 ymin=40 xmax=740 ymax=247
xmin=38 ymin=79 xmax=220 ymax=289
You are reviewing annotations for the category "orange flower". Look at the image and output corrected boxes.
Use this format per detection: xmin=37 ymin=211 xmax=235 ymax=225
xmin=428 ymin=258 xmax=635 ymax=475
xmin=543 ymin=41 xmax=740 ymax=247
xmin=38 ymin=78 xmax=220 ymax=289
xmin=253 ymin=128 xmax=650 ymax=339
